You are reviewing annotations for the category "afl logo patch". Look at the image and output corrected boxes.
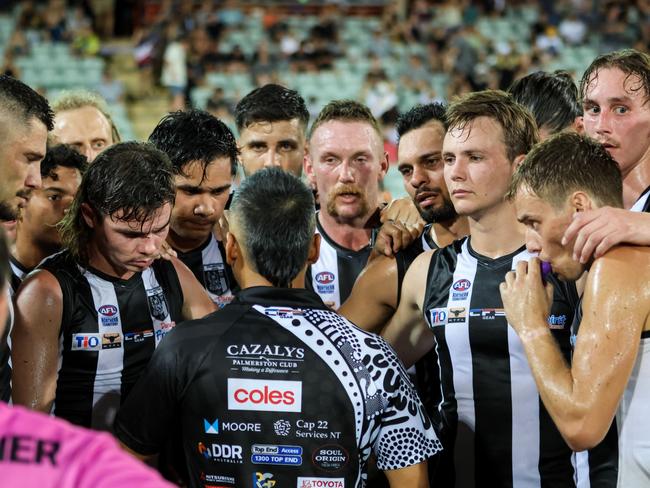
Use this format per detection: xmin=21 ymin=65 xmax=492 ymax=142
xmin=315 ymin=272 xmax=335 ymax=285
xmin=453 ymin=279 xmax=471 ymax=292
xmin=98 ymin=304 xmax=118 ymax=316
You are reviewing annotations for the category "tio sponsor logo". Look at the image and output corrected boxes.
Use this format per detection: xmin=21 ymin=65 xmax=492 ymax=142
xmin=429 ymin=308 xmax=447 ymax=327
xmin=228 ymin=378 xmax=302 ymax=413
xmin=203 ymin=418 xmax=262 ymax=435
xmin=71 ymin=333 xmax=122 ymax=351
xmin=297 ymin=478 xmax=344 ymax=488
xmin=315 ymin=272 xmax=335 ymax=285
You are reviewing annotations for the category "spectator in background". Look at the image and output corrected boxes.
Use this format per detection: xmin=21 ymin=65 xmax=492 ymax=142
xmin=161 ymin=28 xmax=188 ymax=111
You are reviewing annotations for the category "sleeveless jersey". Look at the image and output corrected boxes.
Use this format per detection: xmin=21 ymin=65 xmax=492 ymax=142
xmin=421 ymin=237 xmax=615 ymax=487
xmin=174 ymin=234 xmax=237 ymax=308
xmin=115 ymin=287 xmax=442 ymax=488
xmin=630 ymin=186 xmax=650 ymax=213
xmin=306 ymin=216 xmax=374 ymax=309
xmin=38 ymin=250 xmax=184 ymax=431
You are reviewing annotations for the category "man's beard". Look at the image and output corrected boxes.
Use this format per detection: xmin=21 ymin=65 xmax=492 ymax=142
xmin=325 ymin=184 xmax=369 ymax=222
xmin=0 ymin=200 xmax=17 ymax=221
xmin=415 ymin=189 xmax=458 ymax=223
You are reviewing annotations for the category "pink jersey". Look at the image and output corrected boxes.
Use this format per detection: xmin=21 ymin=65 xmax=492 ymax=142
xmin=0 ymin=402 xmax=172 ymax=487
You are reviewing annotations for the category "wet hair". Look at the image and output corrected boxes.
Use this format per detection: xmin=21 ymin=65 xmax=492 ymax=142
xmin=0 ymin=74 xmax=54 ymax=131
xmin=509 ymin=71 xmax=582 ymax=134
xmin=148 ymin=109 xmax=238 ymax=179
xmin=308 ymin=99 xmax=381 ymax=140
xmin=235 ymin=84 xmax=309 ymax=133
xmin=59 ymin=142 xmax=175 ymax=263
xmin=446 ymin=90 xmax=539 ymax=162
xmin=395 ymin=103 xmax=447 ymax=140
xmin=509 ymin=132 xmax=623 ymax=209
xmin=580 ymin=48 xmax=650 ymax=104
xmin=230 ymin=167 xmax=315 ymax=288
xmin=51 ymin=89 xmax=120 ymax=142
xmin=41 ymin=144 xmax=89 ymax=180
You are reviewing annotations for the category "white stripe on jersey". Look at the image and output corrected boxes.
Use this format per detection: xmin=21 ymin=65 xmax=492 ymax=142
xmin=617 ymin=337 xmax=650 ymax=485
xmin=509 ymin=251 xmax=542 ymax=487
xmin=142 ymin=267 xmax=175 ymax=346
xmin=84 ymin=270 xmax=125 ymax=431
xmin=630 ymin=191 xmax=650 ymax=212
xmin=444 ymin=240 xmax=477 ymax=431
xmin=201 ymin=234 xmax=232 ymax=305
xmin=310 ymin=226 xmax=341 ymax=308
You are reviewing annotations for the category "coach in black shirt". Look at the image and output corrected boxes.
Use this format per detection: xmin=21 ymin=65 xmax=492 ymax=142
xmin=115 ymin=168 xmax=441 ymax=488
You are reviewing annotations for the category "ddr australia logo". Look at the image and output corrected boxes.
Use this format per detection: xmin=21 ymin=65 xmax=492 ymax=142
xmin=146 ymin=286 xmax=169 ymax=321
xmin=274 ymin=419 xmax=291 ymax=436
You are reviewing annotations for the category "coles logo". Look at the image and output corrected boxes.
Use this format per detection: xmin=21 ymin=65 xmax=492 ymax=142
xmin=297 ymin=478 xmax=344 ymax=488
xmin=228 ymin=378 xmax=302 ymax=412
xmin=315 ymin=272 xmax=335 ymax=285
xmin=452 ymin=279 xmax=471 ymax=292
xmin=98 ymin=304 xmax=118 ymax=316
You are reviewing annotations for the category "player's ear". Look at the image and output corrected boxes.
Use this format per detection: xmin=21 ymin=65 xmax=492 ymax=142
xmin=225 ymin=231 xmax=240 ymax=267
xmin=569 ymin=191 xmax=593 ymax=213
xmin=307 ymin=233 xmax=321 ymax=265
xmin=304 ymin=145 xmax=316 ymax=186
xmin=80 ymin=203 xmax=97 ymax=229
xmin=512 ymin=154 xmax=526 ymax=171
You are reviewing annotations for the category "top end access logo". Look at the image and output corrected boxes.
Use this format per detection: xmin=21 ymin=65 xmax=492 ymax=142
xmin=228 ymin=378 xmax=302 ymax=412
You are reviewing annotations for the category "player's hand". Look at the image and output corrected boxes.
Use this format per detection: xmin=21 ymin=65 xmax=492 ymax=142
xmin=499 ymin=258 xmax=554 ymax=334
xmin=373 ymin=219 xmax=423 ymax=257
xmin=380 ymin=197 xmax=426 ymax=227
xmin=157 ymin=240 xmax=177 ymax=261
xmin=562 ymin=207 xmax=650 ymax=264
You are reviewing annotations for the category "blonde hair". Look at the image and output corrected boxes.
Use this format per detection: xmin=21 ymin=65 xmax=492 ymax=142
xmin=51 ymin=90 xmax=121 ymax=143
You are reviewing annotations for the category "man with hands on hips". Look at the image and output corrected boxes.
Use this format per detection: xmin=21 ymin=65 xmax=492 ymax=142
xmin=500 ymin=131 xmax=650 ymax=486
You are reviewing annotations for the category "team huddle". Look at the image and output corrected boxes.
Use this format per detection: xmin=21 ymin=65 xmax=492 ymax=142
xmin=0 ymin=47 xmax=649 ymax=488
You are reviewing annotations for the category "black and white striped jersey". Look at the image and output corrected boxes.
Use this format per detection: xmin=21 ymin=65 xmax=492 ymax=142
xmin=115 ymin=287 xmax=442 ymax=488
xmin=174 ymin=233 xmax=237 ymax=308
xmin=631 ymin=186 xmax=650 ymax=213
xmin=306 ymin=216 xmax=374 ymax=309
xmin=421 ymin=237 xmax=616 ymax=487
xmin=9 ymin=256 xmax=29 ymax=295
xmin=37 ymin=250 xmax=184 ymax=431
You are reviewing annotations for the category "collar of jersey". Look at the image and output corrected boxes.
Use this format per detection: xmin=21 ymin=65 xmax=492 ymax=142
xmin=173 ymin=233 xmax=214 ymax=257
xmin=235 ymin=285 xmax=329 ymax=310
xmin=466 ymin=236 xmax=527 ymax=269
xmin=84 ymin=264 xmax=144 ymax=287
xmin=315 ymin=211 xmax=373 ymax=254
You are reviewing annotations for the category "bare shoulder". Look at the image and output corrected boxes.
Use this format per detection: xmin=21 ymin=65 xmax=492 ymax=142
xmin=590 ymin=246 xmax=650 ymax=279
xmin=16 ymin=269 xmax=62 ymax=302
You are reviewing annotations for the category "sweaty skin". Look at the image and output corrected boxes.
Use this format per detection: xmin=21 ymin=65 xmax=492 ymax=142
xmin=500 ymin=253 xmax=650 ymax=450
